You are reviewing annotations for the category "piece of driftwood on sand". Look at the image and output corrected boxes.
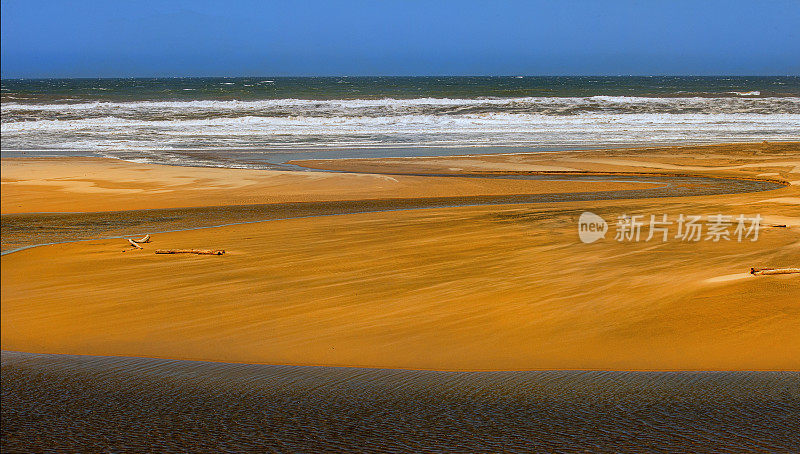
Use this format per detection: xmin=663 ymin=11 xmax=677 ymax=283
xmin=155 ymin=249 xmax=226 ymax=255
xmin=127 ymin=239 xmax=143 ymax=249
xmin=750 ymin=267 xmax=800 ymax=276
xmin=132 ymin=234 xmax=151 ymax=243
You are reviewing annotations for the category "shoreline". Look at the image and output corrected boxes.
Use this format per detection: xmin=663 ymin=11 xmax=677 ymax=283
xmin=4 ymin=139 xmax=800 ymax=169
xmin=3 ymin=141 xmax=797 ymax=215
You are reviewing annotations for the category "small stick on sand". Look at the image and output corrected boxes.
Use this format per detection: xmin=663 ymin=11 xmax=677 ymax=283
xmin=132 ymin=234 xmax=151 ymax=243
xmin=127 ymin=239 xmax=143 ymax=249
xmin=750 ymin=267 xmax=800 ymax=276
xmin=155 ymin=249 xmax=225 ymax=255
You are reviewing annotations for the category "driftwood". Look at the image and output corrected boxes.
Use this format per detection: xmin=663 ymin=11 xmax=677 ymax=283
xmin=750 ymin=267 xmax=800 ymax=276
xmin=155 ymin=249 xmax=225 ymax=255
xmin=132 ymin=234 xmax=151 ymax=243
xmin=127 ymin=239 xmax=143 ymax=249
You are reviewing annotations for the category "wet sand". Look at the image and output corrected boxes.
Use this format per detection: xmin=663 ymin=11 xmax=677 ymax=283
xmin=0 ymin=173 xmax=782 ymax=254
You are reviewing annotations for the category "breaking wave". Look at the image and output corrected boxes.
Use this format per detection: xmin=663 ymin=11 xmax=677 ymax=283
xmin=2 ymin=96 xmax=799 ymax=154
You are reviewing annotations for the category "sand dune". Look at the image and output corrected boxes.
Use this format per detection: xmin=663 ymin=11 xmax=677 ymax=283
xmin=4 ymin=351 xmax=798 ymax=453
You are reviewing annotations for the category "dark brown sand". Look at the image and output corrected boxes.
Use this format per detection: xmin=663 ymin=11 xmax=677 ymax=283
xmin=3 ymin=351 xmax=799 ymax=453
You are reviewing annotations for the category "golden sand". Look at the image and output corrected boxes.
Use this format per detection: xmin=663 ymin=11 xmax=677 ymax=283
xmin=2 ymin=143 xmax=799 ymax=370
xmin=292 ymin=142 xmax=800 ymax=180
xmin=1 ymin=157 xmax=652 ymax=213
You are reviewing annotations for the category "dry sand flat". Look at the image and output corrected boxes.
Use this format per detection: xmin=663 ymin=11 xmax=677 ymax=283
xmin=292 ymin=142 xmax=800 ymax=179
xmin=0 ymin=157 xmax=652 ymax=214
xmin=1 ymin=201 xmax=798 ymax=370
xmin=1 ymin=143 xmax=799 ymax=370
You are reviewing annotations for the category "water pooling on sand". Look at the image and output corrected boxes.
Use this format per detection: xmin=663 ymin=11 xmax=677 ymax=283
xmin=0 ymin=173 xmax=786 ymax=254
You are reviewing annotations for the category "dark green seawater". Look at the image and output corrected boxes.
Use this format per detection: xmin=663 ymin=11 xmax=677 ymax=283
xmin=4 ymin=76 xmax=800 ymax=102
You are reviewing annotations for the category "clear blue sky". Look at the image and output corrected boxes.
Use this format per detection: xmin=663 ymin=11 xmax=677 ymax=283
xmin=2 ymin=0 xmax=799 ymax=78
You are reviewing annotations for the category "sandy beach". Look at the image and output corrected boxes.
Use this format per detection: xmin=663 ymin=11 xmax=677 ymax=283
xmin=2 ymin=142 xmax=798 ymax=370
xmin=4 ymin=5 xmax=799 ymax=449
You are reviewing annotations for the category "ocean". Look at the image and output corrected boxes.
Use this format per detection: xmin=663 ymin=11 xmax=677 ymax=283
xmin=2 ymin=76 xmax=799 ymax=168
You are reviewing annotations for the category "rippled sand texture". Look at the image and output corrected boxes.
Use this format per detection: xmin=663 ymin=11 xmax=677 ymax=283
xmin=2 ymin=143 xmax=800 ymax=370
xmin=3 ymin=196 xmax=799 ymax=370
xmin=3 ymin=352 xmax=799 ymax=453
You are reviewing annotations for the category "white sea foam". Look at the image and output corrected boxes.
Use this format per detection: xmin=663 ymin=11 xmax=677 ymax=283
xmin=3 ymin=112 xmax=798 ymax=152
xmin=2 ymin=95 xmax=798 ymax=154
xmin=3 ymin=96 xmax=798 ymax=113
xmin=4 ymin=112 xmax=798 ymax=131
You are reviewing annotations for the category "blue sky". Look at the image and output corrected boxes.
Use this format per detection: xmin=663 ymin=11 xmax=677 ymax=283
xmin=2 ymin=0 xmax=799 ymax=77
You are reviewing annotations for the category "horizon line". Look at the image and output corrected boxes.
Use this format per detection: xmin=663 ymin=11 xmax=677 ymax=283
xmin=3 ymin=74 xmax=800 ymax=81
